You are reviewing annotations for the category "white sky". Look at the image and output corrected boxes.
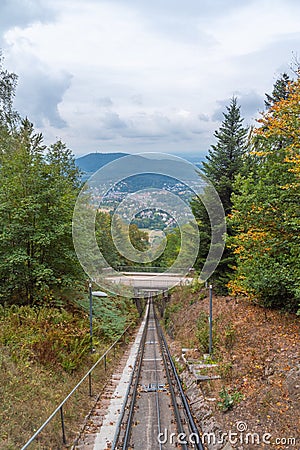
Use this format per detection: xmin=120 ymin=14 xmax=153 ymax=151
xmin=1 ymin=0 xmax=299 ymax=157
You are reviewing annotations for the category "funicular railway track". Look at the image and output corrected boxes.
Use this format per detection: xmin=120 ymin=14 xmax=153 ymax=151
xmin=112 ymin=297 xmax=204 ymax=450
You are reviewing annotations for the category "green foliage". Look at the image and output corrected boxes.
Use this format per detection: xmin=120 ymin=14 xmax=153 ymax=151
xmin=95 ymin=211 xmax=149 ymax=269
xmin=77 ymin=294 xmax=137 ymax=342
xmin=0 ymin=293 xmax=137 ymax=373
xmin=229 ymin=74 xmax=300 ymax=311
xmin=154 ymin=227 xmax=181 ymax=268
xmin=224 ymin=323 xmax=236 ymax=350
xmin=196 ymin=311 xmax=210 ymax=354
xmin=191 ymin=97 xmax=249 ymax=292
xmin=153 ymin=221 xmax=200 ymax=272
xmin=164 ymin=301 xmax=182 ymax=329
xmin=202 ymin=354 xmax=218 ymax=365
xmin=0 ymin=296 xmax=137 ymax=449
xmin=132 ymin=209 xmax=173 ymax=230
xmin=264 ymin=72 xmax=290 ymax=109
xmin=218 ymin=386 xmax=244 ymax=412
xmin=0 ymin=53 xmax=19 ymax=129
xmin=172 ymin=356 xmax=185 ymax=375
xmin=216 ymin=361 xmax=233 ymax=380
xmin=0 ymin=304 xmax=90 ymax=372
xmin=0 ymin=57 xmax=84 ymax=306
xmin=189 ymin=278 xmax=204 ymax=294
xmin=0 ymin=119 xmax=83 ymax=305
xmin=202 ymin=97 xmax=249 ymax=215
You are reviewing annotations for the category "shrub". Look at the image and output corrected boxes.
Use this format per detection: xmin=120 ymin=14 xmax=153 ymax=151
xmin=218 ymin=386 xmax=244 ymax=411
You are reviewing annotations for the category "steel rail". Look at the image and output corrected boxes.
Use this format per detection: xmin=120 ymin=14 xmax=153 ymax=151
xmin=149 ymin=302 xmax=163 ymax=450
xmin=111 ymin=300 xmax=150 ymax=449
xmin=120 ymin=299 xmax=151 ymax=449
xmin=157 ymin=317 xmax=204 ymax=450
xmin=154 ymin=304 xmax=189 ymax=450
xmin=112 ymin=297 xmax=203 ymax=450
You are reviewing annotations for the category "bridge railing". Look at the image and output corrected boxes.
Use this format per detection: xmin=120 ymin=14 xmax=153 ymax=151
xmin=117 ymin=266 xmax=194 ymax=274
xmin=21 ymin=323 xmax=135 ymax=450
xmin=117 ymin=265 xmax=168 ymax=273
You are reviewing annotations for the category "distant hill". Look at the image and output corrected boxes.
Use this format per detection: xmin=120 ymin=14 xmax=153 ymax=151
xmin=76 ymin=152 xmax=205 ymax=175
xmin=76 ymin=152 xmax=128 ymax=175
xmin=171 ymin=152 xmax=206 ymax=169
xmin=75 ymin=152 xmax=204 ymax=188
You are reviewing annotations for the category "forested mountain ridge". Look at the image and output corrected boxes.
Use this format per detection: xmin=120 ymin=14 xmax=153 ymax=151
xmin=76 ymin=152 xmax=129 ymax=175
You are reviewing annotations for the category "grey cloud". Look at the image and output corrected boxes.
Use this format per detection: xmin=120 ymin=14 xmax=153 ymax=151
xmin=111 ymin=0 xmax=257 ymax=19
xmin=198 ymin=113 xmax=210 ymax=122
xmin=131 ymin=94 xmax=143 ymax=105
xmin=211 ymin=99 xmax=230 ymax=122
xmin=107 ymin=0 xmax=257 ymax=47
xmin=232 ymin=35 xmax=299 ymax=81
xmin=236 ymin=90 xmax=265 ymax=120
xmin=110 ymin=0 xmax=218 ymax=45
xmin=123 ymin=130 xmax=168 ymax=140
xmin=211 ymin=90 xmax=263 ymax=123
xmin=96 ymin=109 xmax=205 ymax=144
xmin=15 ymin=70 xmax=72 ymax=128
xmin=101 ymin=112 xmax=127 ymax=130
xmin=97 ymin=97 xmax=114 ymax=107
xmin=191 ymin=129 xmax=205 ymax=135
xmin=143 ymin=15 xmax=215 ymax=46
xmin=0 ymin=0 xmax=56 ymax=42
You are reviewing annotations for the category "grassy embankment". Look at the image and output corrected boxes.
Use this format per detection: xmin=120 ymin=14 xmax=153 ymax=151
xmin=0 ymin=294 xmax=138 ymax=449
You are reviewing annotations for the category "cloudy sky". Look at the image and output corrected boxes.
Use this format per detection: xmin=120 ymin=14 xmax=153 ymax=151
xmin=1 ymin=0 xmax=299 ymax=158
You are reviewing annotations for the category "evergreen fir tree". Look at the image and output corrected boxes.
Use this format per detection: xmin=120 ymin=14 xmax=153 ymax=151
xmin=192 ymin=97 xmax=248 ymax=292
xmin=202 ymin=97 xmax=248 ymax=214
xmin=264 ymin=73 xmax=290 ymax=109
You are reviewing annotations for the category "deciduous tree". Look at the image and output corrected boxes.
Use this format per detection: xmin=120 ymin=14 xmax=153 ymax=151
xmin=0 ymin=120 xmax=83 ymax=304
xmin=229 ymin=73 xmax=300 ymax=311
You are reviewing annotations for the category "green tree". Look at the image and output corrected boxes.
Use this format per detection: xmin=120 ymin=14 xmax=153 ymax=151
xmin=192 ymin=97 xmax=248 ymax=292
xmin=0 ymin=120 xmax=83 ymax=305
xmin=264 ymin=72 xmax=290 ymax=109
xmin=202 ymin=97 xmax=248 ymax=214
xmin=0 ymin=53 xmax=19 ymax=131
xmin=154 ymin=227 xmax=181 ymax=269
xmin=95 ymin=211 xmax=149 ymax=270
xmin=229 ymin=73 xmax=300 ymax=311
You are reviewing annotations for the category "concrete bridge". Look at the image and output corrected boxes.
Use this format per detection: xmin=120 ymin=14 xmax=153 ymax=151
xmin=105 ymin=271 xmax=193 ymax=292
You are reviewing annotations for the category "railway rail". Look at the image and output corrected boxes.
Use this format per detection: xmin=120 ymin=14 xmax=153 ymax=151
xmin=112 ymin=297 xmax=204 ymax=450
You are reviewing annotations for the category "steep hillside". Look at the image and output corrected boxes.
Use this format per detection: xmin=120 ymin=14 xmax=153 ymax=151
xmin=164 ymin=286 xmax=299 ymax=448
xmin=0 ymin=296 xmax=138 ymax=449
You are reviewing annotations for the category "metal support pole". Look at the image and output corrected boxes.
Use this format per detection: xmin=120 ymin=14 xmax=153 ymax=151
xmin=209 ymin=284 xmax=213 ymax=355
xmin=88 ymin=372 xmax=92 ymax=397
xmin=60 ymin=406 xmax=67 ymax=445
xmin=89 ymin=282 xmax=93 ymax=353
xmin=104 ymin=354 xmax=107 ymax=371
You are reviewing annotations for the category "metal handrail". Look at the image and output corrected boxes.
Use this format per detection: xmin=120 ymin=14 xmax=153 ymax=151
xmin=21 ymin=322 xmax=134 ymax=450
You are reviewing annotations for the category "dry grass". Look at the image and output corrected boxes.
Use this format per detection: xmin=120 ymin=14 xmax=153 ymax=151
xmin=0 ymin=304 xmax=136 ymax=449
xmin=1 ymin=344 xmax=131 ymax=449
xmin=164 ymin=285 xmax=300 ymax=448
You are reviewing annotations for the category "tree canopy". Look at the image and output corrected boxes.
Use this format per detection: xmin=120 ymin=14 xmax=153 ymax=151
xmin=229 ymin=72 xmax=300 ymax=311
xmin=0 ymin=59 xmax=84 ymax=305
xmin=0 ymin=119 xmax=84 ymax=304
xmin=192 ymin=97 xmax=248 ymax=292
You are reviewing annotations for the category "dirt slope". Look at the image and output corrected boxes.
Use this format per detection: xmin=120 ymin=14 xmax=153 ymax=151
xmin=164 ymin=286 xmax=299 ymax=449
